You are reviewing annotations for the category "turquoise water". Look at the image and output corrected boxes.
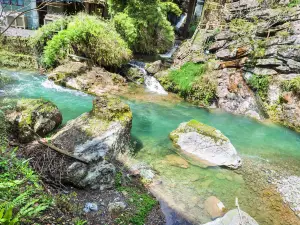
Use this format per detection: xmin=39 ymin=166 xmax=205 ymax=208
xmin=1 ymin=69 xmax=300 ymax=224
xmin=0 ymin=70 xmax=93 ymax=123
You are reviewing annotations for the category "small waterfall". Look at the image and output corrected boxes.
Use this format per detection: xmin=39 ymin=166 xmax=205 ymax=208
xmin=129 ymin=61 xmax=168 ymax=95
xmin=159 ymin=44 xmax=179 ymax=59
xmin=175 ymin=13 xmax=187 ymax=30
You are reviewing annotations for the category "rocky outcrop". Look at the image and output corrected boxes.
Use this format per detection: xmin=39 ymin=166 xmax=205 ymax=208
xmin=26 ymin=94 xmax=132 ymax=190
xmin=48 ymin=61 xmax=127 ymax=95
xmin=203 ymin=209 xmax=259 ymax=225
xmin=145 ymin=60 xmax=163 ymax=74
xmin=216 ymin=68 xmax=261 ymax=120
xmin=4 ymin=99 xmax=62 ymax=143
xmin=170 ymin=120 xmax=242 ymax=169
xmin=50 ymin=94 xmax=132 ymax=189
xmin=172 ymin=0 xmax=300 ymax=131
xmin=204 ymin=196 xmax=225 ymax=219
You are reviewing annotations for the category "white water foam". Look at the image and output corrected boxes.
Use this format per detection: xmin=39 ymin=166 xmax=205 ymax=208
xmin=41 ymin=80 xmax=88 ymax=97
xmin=159 ymin=44 xmax=179 ymax=59
xmin=129 ymin=61 xmax=168 ymax=95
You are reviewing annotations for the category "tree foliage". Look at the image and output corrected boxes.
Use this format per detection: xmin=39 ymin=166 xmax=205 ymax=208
xmin=110 ymin=0 xmax=181 ymax=54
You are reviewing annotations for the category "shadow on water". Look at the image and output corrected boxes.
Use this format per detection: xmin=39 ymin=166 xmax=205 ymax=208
xmin=130 ymin=135 xmax=144 ymax=154
xmin=160 ymin=200 xmax=193 ymax=225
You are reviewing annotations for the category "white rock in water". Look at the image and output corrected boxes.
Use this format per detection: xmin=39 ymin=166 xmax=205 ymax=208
xmin=203 ymin=209 xmax=259 ymax=225
xmin=170 ymin=120 xmax=242 ymax=169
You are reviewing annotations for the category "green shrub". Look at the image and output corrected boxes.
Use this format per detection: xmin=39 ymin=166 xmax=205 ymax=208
xmin=281 ymin=77 xmax=300 ymax=96
xmin=248 ymin=74 xmax=270 ymax=100
xmin=42 ymin=14 xmax=132 ymax=68
xmin=188 ymin=74 xmax=217 ymax=106
xmin=30 ymin=17 xmax=70 ymax=56
xmin=110 ymin=0 xmax=181 ymax=54
xmin=168 ymin=62 xmax=207 ymax=96
xmin=113 ymin=13 xmax=138 ymax=48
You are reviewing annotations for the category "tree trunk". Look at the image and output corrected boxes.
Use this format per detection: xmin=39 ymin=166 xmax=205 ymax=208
xmin=183 ymin=0 xmax=197 ymax=38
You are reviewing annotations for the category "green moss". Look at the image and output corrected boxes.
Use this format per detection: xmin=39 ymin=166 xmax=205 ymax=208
xmin=229 ymin=19 xmax=256 ymax=36
xmin=170 ymin=120 xmax=228 ymax=143
xmin=248 ymin=74 xmax=270 ymax=101
xmin=0 ymin=50 xmax=37 ymax=70
xmin=281 ymin=77 xmax=300 ymax=96
xmin=187 ymin=120 xmax=228 ymax=141
xmin=167 ymin=62 xmax=207 ymax=97
xmin=116 ymin=186 xmax=157 ymax=225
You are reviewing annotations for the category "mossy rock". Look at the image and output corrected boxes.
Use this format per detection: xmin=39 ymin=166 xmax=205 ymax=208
xmin=170 ymin=120 xmax=241 ymax=169
xmin=170 ymin=120 xmax=228 ymax=143
xmin=5 ymin=98 xmax=62 ymax=143
xmin=92 ymin=94 xmax=132 ymax=123
xmin=0 ymin=50 xmax=37 ymax=70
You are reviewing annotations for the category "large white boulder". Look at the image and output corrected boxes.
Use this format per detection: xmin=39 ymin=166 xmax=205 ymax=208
xmin=170 ymin=120 xmax=242 ymax=169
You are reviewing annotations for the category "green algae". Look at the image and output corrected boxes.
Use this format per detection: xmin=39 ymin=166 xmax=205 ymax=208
xmin=170 ymin=119 xmax=228 ymax=143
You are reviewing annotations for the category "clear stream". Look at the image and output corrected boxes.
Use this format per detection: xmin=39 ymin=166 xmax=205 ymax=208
xmin=1 ymin=69 xmax=300 ymax=225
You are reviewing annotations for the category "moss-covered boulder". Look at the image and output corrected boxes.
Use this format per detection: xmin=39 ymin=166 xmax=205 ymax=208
xmin=170 ymin=120 xmax=242 ymax=169
xmin=123 ymin=67 xmax=145 ymax=84
xmin=42 ymin=94 xmax=132 ymax=189
xmin=5 ymin=99 xmax=62 ymax=143
xmin=145 ymin=60 xmax=162 ymax=74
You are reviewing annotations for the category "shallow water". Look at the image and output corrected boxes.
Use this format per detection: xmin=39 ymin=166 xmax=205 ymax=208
xmin=1 ymin=69 xmax=300 ymax=224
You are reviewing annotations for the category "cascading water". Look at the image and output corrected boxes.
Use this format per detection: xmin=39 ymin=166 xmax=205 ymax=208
xmin=175 ymin=13 xmax=187 ymax=31
xmin=159 ymin=44 xmax=179 ymax=59
xmin=129 ymin=61 xmax=168 ymax=95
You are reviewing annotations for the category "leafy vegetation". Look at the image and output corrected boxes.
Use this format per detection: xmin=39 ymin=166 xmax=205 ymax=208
xmin=281 ymin=77 xmax=300 ymax=96
xmin=110 ymin=0 xmax=181 ymax=54
xmin=248 ymin=74 xmax=270 ymax=100
xmin=114 ymin=172 xmax=157 ymax=225
xmin=229 ymin=18 xmax=256 ymax=36
xmin=33 ymin=14 xmax=132 ymax=68
xmin=168 ymin=62 xmax=207 ymax=96
xmin=30 ymin=17 xmax=70 ymax=56
xmin=0 ymin=148 xmax=52 ymax=224
xmin=158 ymin=62 xmax=216 ymax=106
xmin=189 ymin=74 xmax=217 ymax=106
xmin=288 ymin=0 xmax=300 ymax=7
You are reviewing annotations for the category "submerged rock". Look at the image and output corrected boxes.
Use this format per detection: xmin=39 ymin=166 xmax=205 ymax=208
xmin=47 ymin=94 xmax=132 ymax=189
xmin=170 ymin=120 xmax=242 ymax=169
xmin=5 ymin=98 xmax=62 ymax=143
xmin=204 ymin=196 xmax=225 ymax=219
xmin=203 ymin=209 xmax=259 ymax=225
